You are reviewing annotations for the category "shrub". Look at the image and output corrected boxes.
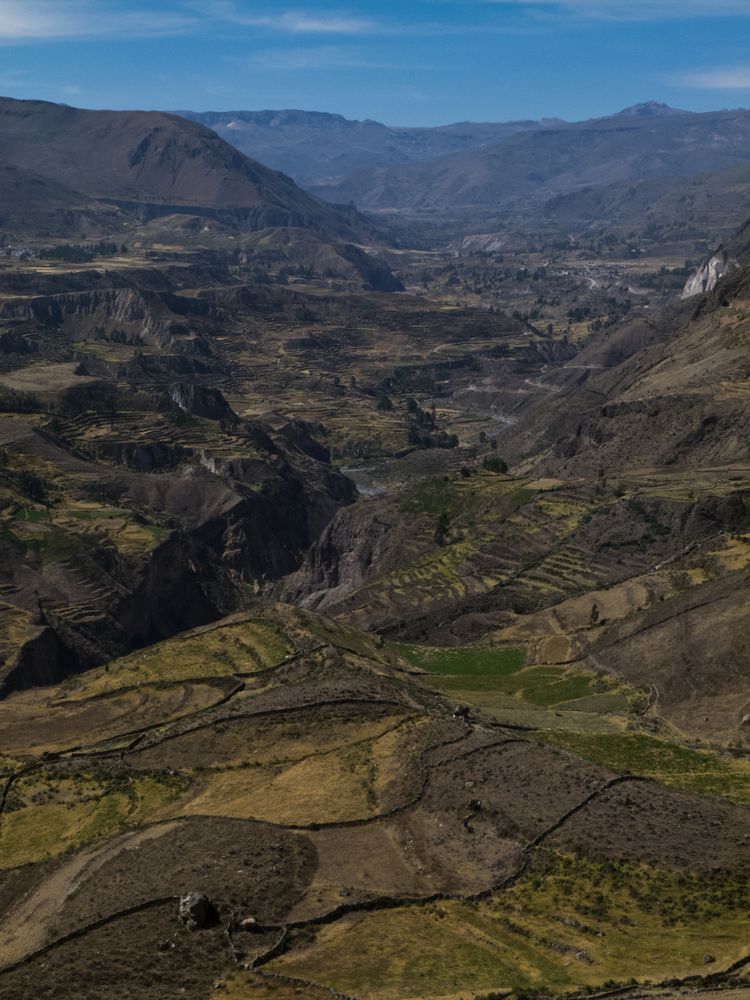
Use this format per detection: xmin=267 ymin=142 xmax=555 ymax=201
xmin=482 ymin=455 xmax=508 ymax=473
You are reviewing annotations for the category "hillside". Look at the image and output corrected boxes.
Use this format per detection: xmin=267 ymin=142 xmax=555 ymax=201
xmin=507 ymin=245 xmax=750 ymax=476
xmin=0 ymin=161 xmax=128 ymax=239
xmin=0 ymin=97 xmax=365 ymax=238
xmin=541 ymin=162 xmax=750 ymax=242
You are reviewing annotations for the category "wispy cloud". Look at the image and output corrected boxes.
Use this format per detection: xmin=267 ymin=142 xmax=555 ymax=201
xmin=675 ymin=66 xmax=750 ymax=89
xmin=190 ymin=2 xmax=377 ymax=35
xmin=0 ymin=0 xmax=377 ymax=43
xmin=225 ymin=12 xmax=376 ymax=34
xmin=239 ymin=45 xmax=380 ymax=71
xmin=0 ymin=1 xmax=196 ymax=41
xmin=479 ymin=0 xmax=750 ymax=19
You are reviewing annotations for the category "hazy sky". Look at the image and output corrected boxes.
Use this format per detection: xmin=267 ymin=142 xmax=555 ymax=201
xmin=0 ymin=0 xmax=748 ymax=124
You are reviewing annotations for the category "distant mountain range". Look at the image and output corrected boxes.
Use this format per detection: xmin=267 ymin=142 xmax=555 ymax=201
xmin=4 ymin=97 xmax=750 ymax=246
xmin=182 ymin=103 xmax=750 ymax=217
xmin=177 ymin=109 xmax=554 ymax=189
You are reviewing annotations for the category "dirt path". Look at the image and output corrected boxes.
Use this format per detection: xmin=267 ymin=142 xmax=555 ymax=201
xmin=0 ymin=821 xmax=179 ymax=969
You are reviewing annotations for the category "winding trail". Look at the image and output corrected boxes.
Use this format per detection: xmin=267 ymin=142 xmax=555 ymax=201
xmin=0 ymin=758 xmax=651 ymax=983
xmin=0 ymin=628 xmax=744 ymax=997
xmin=0 ymin=823 xmax=179 ymax=969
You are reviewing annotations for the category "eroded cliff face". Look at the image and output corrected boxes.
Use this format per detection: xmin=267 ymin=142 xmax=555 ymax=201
xmin=681 ymin=251 xmax=739 ymax=299
xmin=0 ymin=287 xmax=215 ymax=352
xmin=0 ymin=419 xmax=356 ymax=693
xmin=280 ymin=500 xmax=402 ymax=611
xmin=169 ymin=383 xmax=235 ymax=420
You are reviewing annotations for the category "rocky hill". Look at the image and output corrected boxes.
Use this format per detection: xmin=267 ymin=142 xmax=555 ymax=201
xmin=542 ymin=162 xmax=750 ymax=242
xmin=497 ymin=223 xmax=750 ymax=476
xmin=0 ymin=97 xmax=367 ymax=238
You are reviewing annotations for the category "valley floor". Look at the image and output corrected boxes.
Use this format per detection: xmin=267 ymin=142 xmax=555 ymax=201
xmin=0 ymin=231 xmax=748 ymax=999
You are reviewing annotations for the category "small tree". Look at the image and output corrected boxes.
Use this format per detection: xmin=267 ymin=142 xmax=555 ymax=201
xmin=482 ymin=455 xmax=508 ymax=474
xmin=17 ymin=469 xmax=47 ymax=502
xmin=434 ymin=512 xmax=451 ymax=546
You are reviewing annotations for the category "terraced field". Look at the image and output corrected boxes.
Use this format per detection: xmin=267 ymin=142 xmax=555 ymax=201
xmin=0 ymin=159 xmax=749 ymax=1000
xmin=271 ymin=855 xmax=750 ymax=998
xmin=1 ymin=598 xmax=749 ymax=999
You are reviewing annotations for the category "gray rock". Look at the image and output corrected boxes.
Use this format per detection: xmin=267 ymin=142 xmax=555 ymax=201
xmin=681 ymin=252 xmax=739 ymax=300
xmin=178 ymin=892 xmax=218 ymax=931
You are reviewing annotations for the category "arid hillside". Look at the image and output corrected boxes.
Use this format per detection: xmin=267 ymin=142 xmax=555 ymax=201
xmin=0 ymin=103 xmax=749 ymax=1000
xmin=0 ymin=97 xmax=367 ymax=238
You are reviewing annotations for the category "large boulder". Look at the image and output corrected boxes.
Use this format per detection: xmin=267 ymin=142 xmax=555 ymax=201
xmin=178 ymin=892 xmax=218 ymax=930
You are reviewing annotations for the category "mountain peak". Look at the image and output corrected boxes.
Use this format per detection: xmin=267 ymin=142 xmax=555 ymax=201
xmin=615 ymin=101 xmax=686 ymax=117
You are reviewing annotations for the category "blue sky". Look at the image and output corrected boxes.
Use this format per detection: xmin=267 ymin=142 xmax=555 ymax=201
xmin=0 ymin=0 xmax=748 ymax=125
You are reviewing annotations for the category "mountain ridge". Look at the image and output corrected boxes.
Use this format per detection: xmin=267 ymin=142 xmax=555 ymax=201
xmin=0 ymin=96 xmax=368 ymax=239
xmin=310 ymin=106 xmax=750 ymax=211
xmin=181 ymin=102 xmax=750 ymax=217
xmin=178 ymin=107 xmax=552 ymax=187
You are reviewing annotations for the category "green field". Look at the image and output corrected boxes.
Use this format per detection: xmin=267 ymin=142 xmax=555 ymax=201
xmin=272 ymin=852 xmax=750 ymax=998
xmin=0 ymin=770 xmax=189 ymax=868
xmin=540 ymin=732 xmax=750 ymax=805
xmin=395 ymin=642 xmax=526 ymax=676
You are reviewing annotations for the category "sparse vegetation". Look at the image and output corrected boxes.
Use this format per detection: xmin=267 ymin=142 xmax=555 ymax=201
xmin=0 ymin=88 xmax=749 ymax=1000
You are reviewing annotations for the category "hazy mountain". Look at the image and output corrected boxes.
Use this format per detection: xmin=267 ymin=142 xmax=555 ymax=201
xmin=178 ymin=108 xmax=552 ymax=188
xmin=0 ymin=97 xmax=367 ymax=238
xmin=613 ymin=100 xmax=689 ymax=117
xmin=303 ymin=105 xmax=750 ymax=212
xmin=542 ymin=162 xmax=750 ymax=239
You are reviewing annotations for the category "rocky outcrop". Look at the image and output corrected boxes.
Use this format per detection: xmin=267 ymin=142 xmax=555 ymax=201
xmin=0 ymin=415 xmax=357 ymax=693
xmin=280 ymin=495 xmax=415 ymax=612
xmin=0 ymin=330 xmax=35 ymax=354
xmin=178 ymin=893 xmax=218 ymax=931
xmin=0 ymin=286 xmax=216 ymax=352
xmin=122 ymin=354 xmax=216 ymax=380
xmin=169 ymin=383 xmax=235 ymax=421
xmin=90 ymin=440 xmax=190 ymax=472
xmin=681 ymin=251 xmax=739 ymax=299
xmin=335 ymin=243 xmax=404 ymax=292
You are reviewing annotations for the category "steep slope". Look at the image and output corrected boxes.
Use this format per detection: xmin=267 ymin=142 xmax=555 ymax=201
xmin=178 ymin=108 xmax=548 ymax=187
xmin=499 ymin=224 xmax=750 ymax=476
xmin=542 ymin=162 xmax=750 ymax=241
xmin=0 ymin=97 xmax=363 ymax=237
xmin=0 ymin=407 xmax=356 ymax=693
xmin=0 ymin=160 xmax=127 ymax=239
